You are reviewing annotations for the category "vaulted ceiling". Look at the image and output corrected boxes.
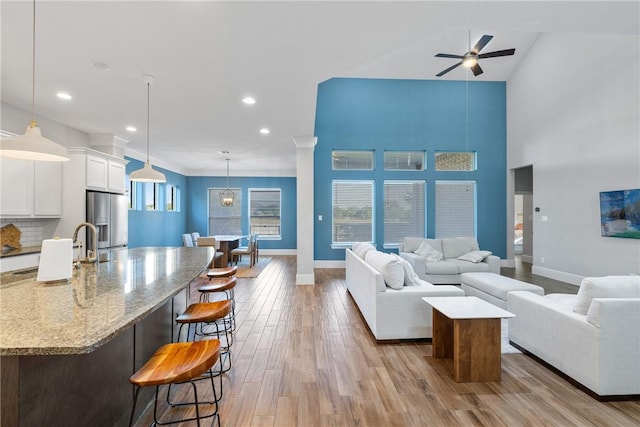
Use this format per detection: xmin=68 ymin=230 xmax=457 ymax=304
xmin=2 ymin=1 xmax=638 ymax=176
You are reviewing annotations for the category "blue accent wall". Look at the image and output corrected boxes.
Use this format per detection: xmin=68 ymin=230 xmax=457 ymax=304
xmin=186 ymin=176 xmax=297 ymax=250
xmin=126 ymin=157 xmax=188 ymax=248
xmin=313 ymin=78 xmax=507 ymax=260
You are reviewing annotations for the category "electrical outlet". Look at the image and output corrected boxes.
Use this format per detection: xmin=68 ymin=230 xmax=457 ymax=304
xmin=318 ymin=215 xmax=322 ymax=221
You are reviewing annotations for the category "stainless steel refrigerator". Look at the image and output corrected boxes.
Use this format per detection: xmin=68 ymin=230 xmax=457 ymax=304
xmin=86 ymin=191 xmax=128 ymax=251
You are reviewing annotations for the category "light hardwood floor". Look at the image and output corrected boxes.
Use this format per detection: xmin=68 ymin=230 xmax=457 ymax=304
xmin=134 ymin=256 xmax=640 ymax=426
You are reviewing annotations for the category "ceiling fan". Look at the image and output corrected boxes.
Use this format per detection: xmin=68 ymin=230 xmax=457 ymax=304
xmin=435 ymin=34 xmax=515 ymax=77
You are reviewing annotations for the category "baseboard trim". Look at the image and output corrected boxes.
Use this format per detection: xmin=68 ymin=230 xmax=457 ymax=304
xmin=521 ymin=254 xmax=533 ymax=264
xmin=531 ymin=265 xmax=582 ymax=286
xmin=296 ymin=273 xmax=315 ymax=285
xmin=314 ymin=260 xmax=345 ymax=269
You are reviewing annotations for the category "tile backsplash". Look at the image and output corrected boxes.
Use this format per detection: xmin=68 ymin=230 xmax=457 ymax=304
xmin=1 ymin=218 xmax=51 ymax=247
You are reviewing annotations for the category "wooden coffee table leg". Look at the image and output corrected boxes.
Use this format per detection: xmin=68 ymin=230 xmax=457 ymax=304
xmin=431 ymin=308 xmax=453 ymax=359
xmin=453 ymin=318 xmax=501 ymax=382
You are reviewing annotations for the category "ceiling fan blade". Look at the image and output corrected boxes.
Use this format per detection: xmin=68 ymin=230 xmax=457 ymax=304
xmin=471 ymin=63 xmax=484 ymax=76
xmin=435 ymin=53 xmax=464 ymax=59
xmin=471 ymin=35 xmax=493 ymax=54
xmin=436 ymin=61 xmax=462 ymax=77
xmin=478 ymin=48 xmax=516 ymax=59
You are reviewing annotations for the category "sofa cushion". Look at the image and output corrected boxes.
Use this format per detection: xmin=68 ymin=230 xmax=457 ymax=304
xmin=364 ymin=250 xmax=404 ymax=290
xmin=393 ymin=254 xmax=420 ymax=286
xmin=424 ymin=260 xmax=459 ymax=275
xmin=457 ymin=250 xmax=492 ymax=263
xmin=415 ymin=241 xmax=443 ymax=262
xmin=352 ymin=242 xmax=376 ymax=259
xmin=402 ymin=236 xmax=427 ymax=253
xmin=441 ymin=237 xmax=479 ymax=259
xmin=451 ymin=259 xmax=492 ymax=274
xmin=573 ymin=276 xmax=640 ymax=315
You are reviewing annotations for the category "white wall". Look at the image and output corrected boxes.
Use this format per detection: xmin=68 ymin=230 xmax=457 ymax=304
xmin=507 ymin=32 xmax=640 ymax=284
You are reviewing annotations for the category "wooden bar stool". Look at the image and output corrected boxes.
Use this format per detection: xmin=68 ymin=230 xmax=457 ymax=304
xmin=128 ymin=340 xmax=221 ymax=427
xmin=197 ymin=276 xmax=237 ymax=332
xmin=206 ymin=265 xmax=238 ymax=279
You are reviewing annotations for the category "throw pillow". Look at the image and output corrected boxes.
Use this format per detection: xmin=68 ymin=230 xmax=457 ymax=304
xmin=573 ymin=276 xmax=640 ymax=315
xmin=457 ymin=250 xmax=492 ymax=263
xmin=393 ymin=254 xmax=420 ymax=286
xmin=415 ymin=241 xmax=443 ymax=263
xmin=352 ymin=242 xmax=375 ymax=259
xmin=364 ymin=250 xmax=404 ymax=290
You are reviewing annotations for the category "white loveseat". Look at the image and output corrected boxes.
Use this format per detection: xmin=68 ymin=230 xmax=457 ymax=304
xmin=398 ymin=236 xmax=500 ymax=284
xmin=345 ymin=244 xmax=464 ymax=340
xmin=508 ymin=275 xmax=640 ymax=398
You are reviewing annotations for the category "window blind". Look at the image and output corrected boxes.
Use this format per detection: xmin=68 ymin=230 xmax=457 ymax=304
xmin=208 ymin=188 xmax=242 ymax=235
xmin=435 ymin=181 xmax=476 ymax=238
xmin=384 ymin=180 xmax=425 ymax=245
xmin=249 ymin=189 xmax=281 ymax=237
xmin=332 ymin=180 xmax=374 ymax=244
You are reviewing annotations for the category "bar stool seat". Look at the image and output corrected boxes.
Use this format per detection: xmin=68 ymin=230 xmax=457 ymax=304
xmin=206 ymin=266 xmax=238 ymax=278
xmin=129 ymin=340 xmax=221 ymax=427
xmin=176 ymin=300 xmax=232 ymax=325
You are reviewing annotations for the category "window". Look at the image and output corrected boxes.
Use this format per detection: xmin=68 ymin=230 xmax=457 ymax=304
xmin=435 ymin=151 xmax=476 ymax=171
xmin=166 ymin=184 xmax=179 ymax=212
xmin=384 ymin=151 xmax=425 ymax=171
xmin=332 ymin=180 xmax=374 ymax=246
xmin=435 ymin=180 xmax=476 ymax=238
xmin=332 ymin=150 xmax=374 ymax=170
xmin=127 ymin=176 xmax=137 ymax=210
xmin=384 ymin=181 xmax=425 ymax=246
xmin=145 ymin=183 xmax=160 ymax=211
xmin=208 ymin=188 xmax=242 ymax=235
xmin=249 ymin=189 xmax=281 ymax=238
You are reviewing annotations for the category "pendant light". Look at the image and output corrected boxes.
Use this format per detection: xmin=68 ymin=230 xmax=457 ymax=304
xmin=0 ymin=0 xmax=69 ymax=162
xmin=219 ymin=158 xmax=234 ymax=206
xmin=130 ymin=75 xmax=166 ymax=183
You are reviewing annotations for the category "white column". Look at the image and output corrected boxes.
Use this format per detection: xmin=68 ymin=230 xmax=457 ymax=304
xmin=293 ymin=136 xmax=317 ymax=285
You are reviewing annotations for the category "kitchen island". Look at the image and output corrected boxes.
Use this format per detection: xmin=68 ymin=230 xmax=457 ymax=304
xmin=0 ymin=246 xmax=214 ymax=427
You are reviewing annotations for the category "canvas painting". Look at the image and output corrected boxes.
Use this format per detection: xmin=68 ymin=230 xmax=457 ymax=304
xmin=600 ymin=189 xmax=640 ymax=239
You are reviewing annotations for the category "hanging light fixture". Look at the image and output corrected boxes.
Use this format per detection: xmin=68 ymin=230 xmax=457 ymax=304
xmin=0 ymin=0 xmax=69 ymax=162
xmin=219 ymin=158 xmax=234 ymax=206
xmin=130 ymin=75 xmax=166 ymax=183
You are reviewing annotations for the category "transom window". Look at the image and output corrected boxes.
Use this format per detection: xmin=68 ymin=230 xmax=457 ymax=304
xmin=384 ymin=151 xmax=425 ymax=171
xmin=332 ymin=150 xmax=374 ymax=170
xmin=249 ymin=189 xmax=281 ymax=238
xmin=332 ymin=180 xmax=374 ymax=246
xmin=435 ymin=151 xmax=476 ymax=171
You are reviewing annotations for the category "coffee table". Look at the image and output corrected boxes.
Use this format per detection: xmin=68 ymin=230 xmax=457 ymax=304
xmin=422 ymin=296 xmax=515 ymax=382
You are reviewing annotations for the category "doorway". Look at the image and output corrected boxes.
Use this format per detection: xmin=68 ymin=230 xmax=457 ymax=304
xmin=514 ymin=166 xmax=533 ymax=268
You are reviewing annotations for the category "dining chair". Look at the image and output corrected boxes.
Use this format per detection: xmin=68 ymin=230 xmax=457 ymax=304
xmin=230 ymin=234 xmax=256 ymax=266
xmin=196 ymin=237 xmax=225 ymax=267
xmin=191 ymin=232 xmax=201 ymax=244
xmin=182 ymin=233 xmax=194 ymax=247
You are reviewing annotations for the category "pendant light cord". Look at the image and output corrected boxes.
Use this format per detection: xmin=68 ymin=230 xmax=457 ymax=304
xmin=226 ymin=158 xmax=230 ymax=188
xmin=146 ymin=82 xmax=150 ymax=163
xmin=30 ymin=0 xmax=36 ymax=126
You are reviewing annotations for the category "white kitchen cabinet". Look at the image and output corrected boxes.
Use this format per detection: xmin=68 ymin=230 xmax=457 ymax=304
xmin=86 ymin=155 xmax=108 ymax=190
xmin=34 ymin=162 xmax=63 ymax=216
xmin=85 ymin=153 xmax=126 ymax=194
xmin=0 ymin=157 xmax=62 ymax=217
xmin=107 ymin=160 xmax=126 ymax=193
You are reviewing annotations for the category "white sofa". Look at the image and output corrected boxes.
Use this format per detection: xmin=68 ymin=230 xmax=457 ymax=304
xmin=398 ymin=236 xmax=500 ymax=284
xmin=508 ymin=275 xmax=640 ymax=398
xmin=345 ymin=245 xmax=464 ymax=340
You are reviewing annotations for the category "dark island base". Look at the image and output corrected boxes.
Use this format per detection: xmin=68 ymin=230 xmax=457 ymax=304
xmin=1 ymin=291 xmax=187 ymax=427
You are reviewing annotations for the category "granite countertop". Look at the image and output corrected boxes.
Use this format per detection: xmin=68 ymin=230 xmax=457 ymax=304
xmin=1 ymin=245 xmax=42 ymax=258
xmin=0 ymin=246 xmax=214 ymax=356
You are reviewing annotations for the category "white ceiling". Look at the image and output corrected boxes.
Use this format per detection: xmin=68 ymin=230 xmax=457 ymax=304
xmin=2 ymin=1 xmax=638 ymax=176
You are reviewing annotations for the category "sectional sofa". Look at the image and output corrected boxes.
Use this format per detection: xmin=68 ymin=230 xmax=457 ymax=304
xmin=508 ymin=275 xmax=640 ymax=398
xmin=398 ymin=236 xmax=500 ymax=284
xmin=345 ymin=244 xmax=464 ymax=340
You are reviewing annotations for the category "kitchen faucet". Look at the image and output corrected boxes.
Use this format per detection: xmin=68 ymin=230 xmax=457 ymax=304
xmin=72 ymin=222 xmax=98 ymax=264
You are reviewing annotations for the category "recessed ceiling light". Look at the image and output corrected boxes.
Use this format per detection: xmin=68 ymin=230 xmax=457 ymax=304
xmin=260 ymin=128 xmax=270 ymax=135
xmin=56 ymin=92 xmax=72 ymax=100
xmin=90 ymin=60 xmax=111 ymax=71
xmin=242 ymin=97 xmax=256 ymax=105
xmin=126 ymin=126 xmax=137 ymax=132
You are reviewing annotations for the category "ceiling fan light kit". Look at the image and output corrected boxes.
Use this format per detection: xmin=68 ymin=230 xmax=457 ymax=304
xmin=435 ymin=34 xmax=515 ymax=77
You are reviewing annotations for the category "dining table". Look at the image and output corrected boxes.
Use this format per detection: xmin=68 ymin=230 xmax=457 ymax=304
xmin=212 ymin=235 xmax=245 ymax=266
